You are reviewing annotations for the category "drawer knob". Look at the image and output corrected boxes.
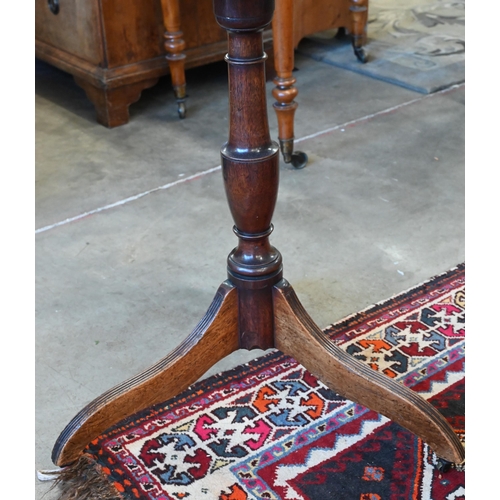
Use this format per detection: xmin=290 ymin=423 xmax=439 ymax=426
xmin=48 ymin=0 xmax=59 ymax=15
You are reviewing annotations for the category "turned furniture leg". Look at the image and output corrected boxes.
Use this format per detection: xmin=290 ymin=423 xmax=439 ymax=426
xmin=271 ymin=0 xmax=308 ymax=169
xmin=52 ymin=282 xmax=239 ymax=466
xmin=350 ymin=0 xmax=369 ymax=63
xmin=74 ymin=77 xmax=159 ymax=128
xmin=160 ymin=0 xmax=187 ymax=118
xmin=273 ymin=280 xmax=465 ymax=464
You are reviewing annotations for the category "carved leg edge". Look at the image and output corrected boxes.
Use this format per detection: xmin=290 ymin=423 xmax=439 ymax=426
xmin=272 ymin=279 xmax=465 ymax=465
xmin=52 ymin=282 xmax=240 ymax=467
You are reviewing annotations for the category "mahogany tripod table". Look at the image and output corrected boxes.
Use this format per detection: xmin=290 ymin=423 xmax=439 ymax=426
xmin=52 ymin=0 xmax=465 ymax=475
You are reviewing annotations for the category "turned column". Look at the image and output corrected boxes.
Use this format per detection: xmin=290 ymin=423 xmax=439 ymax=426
xmin=271 ymin=0 xmax=308 ymax=169
xmin=214 ymin=0 xmax=283 ymax=350
xmin=272 ymin=0 xmax=297 ymax=163
xmin=161 ymin=0 xmax=188 ymax=118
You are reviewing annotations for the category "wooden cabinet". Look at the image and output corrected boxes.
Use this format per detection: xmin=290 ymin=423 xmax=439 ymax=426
xmin=35 ymin=0 xmax=232 ymax=127
xmin=36 ymin=0 xmax=367 ymax=129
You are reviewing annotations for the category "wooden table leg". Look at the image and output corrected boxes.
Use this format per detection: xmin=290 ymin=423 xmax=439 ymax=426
xmin=351 ymin=0 xmax=369 ymax=62
xmin=271 ymin=0 xmax=308 ymax=169
xmin=160 ymin=0 xmax=187 ymax=118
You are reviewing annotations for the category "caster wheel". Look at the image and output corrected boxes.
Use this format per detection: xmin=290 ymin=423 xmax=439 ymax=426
xmin=354 ymin=46 xmax=368 ymax=64
xmin=335 ymin=27 xmax=348 ymax=39
xmin=177 ymin=101 xmax=187 ymax=119
xmin=291 ymin=151 xmax=308 ymax=169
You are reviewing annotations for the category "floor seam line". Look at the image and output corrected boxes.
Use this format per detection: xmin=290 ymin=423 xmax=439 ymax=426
xmin=295 ymin=83 xmax=463 ymax=144
xmin=35 ymin=166 xmax=222 ymax=234
xmin=35 ymin=83 xmax=464 ymax=235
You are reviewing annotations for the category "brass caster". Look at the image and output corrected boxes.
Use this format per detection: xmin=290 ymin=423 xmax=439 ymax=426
xmin=279 ymin=139 xmax=308 ymax=169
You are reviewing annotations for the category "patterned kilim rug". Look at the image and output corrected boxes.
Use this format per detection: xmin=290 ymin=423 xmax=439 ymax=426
xmin=50 ymin=264 xmax=465 ymax=499
xmin=297 ymin=0 xmax=465 ymax=94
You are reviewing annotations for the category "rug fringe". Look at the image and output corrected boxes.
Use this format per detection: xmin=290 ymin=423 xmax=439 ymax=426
xmin=40 ymin=454 xmax=124 ymax=500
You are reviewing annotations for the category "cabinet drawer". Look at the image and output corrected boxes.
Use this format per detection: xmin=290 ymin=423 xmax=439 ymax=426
xmin=35 ymin=0 xmax=103 ymax=66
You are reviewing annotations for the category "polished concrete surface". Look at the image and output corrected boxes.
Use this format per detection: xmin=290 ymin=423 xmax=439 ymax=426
xmin=35 ymin=43 xmax=464 ymax=498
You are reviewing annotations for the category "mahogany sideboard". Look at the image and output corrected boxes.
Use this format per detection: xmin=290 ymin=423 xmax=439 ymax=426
xmin=35 ymin=0 xmax=366 ymax=129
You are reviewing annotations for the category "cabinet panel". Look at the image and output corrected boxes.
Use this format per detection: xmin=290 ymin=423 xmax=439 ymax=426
xmin=35 ymin=0 xmax=103 ymax=66
xmin=100 ymin=0 xmax=165 ymax=68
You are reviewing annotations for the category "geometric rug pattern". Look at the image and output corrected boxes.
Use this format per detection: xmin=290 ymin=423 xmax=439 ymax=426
xmin=54 ymin=264 xmax=465 ymax=499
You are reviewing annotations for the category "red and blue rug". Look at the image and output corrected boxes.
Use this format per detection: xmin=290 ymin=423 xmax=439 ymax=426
xmin=53 ymin=264 xmax=465 ymax=499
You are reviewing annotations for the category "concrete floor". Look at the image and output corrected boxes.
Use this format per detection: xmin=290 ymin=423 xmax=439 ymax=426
xmin=35 ymin=39 xmax=464 ymax=498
